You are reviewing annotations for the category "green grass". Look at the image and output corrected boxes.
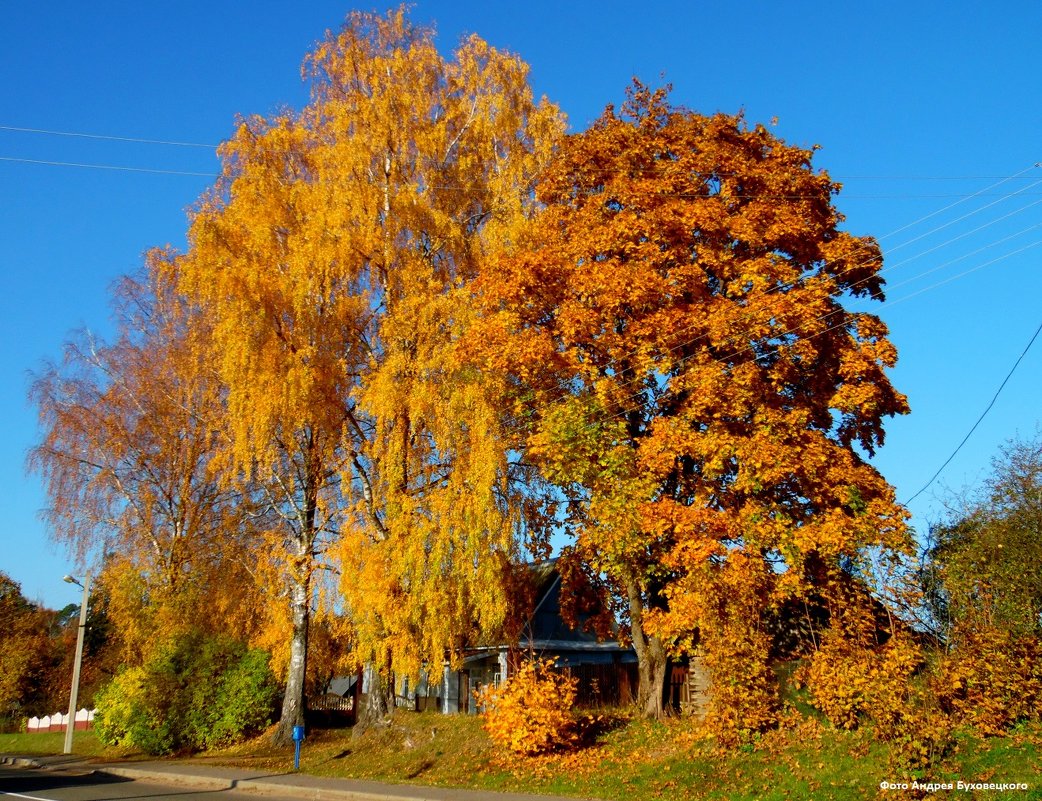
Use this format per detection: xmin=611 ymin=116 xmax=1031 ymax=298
xmin=199 ymin=711 xmax=1042 ymax=800
xmin=3 ymin=715 xmax=1040 ymax=800
xmin=0 ymin=730 xmax=109 ymax=758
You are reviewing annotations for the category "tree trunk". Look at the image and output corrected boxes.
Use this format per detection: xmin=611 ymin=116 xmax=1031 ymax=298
xmin=273 ymin=552 xmax=310 ymax=746
xmin=636 ymin=635 xmax=668 ymax=717
xmin=353 ymin=663 xmax=393 ymax=737
xmin=624 ymin=570 xmax=667 ymax=718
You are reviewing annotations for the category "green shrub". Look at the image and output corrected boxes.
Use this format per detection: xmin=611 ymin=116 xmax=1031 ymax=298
xmin=93 ymin=632 xmax=277 ymax=754
xmin=93 ymin=666 xmax=147 ymax=748
xmin=192 ymin=646 xmax=279 ymax=750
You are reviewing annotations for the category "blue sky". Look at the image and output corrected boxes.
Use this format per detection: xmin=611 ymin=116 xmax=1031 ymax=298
xmin=2 ymin=1 xmax=1041 ymax=610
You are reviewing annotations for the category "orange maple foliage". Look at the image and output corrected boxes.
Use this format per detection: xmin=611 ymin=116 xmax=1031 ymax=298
xmin=478 ymin=658 xmax=579 ymax=756
xmin=476 ymin=83 xmax=910 ymax=727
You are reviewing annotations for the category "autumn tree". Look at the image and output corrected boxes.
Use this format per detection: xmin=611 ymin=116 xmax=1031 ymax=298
xmin=923 ymin=435 xmax=1042 ymax=733
xmin=29 ymin=255 xmax=267 ymax=666
xmin=175 ymin=8 xmax=562 ymax=738
xmin=925 ymin=434 xmax=1042 ymax=641
xmin=477 ymin=84 xmax=910 ymax=722
xmin=0 ymin=573 xmax=58 ymax=726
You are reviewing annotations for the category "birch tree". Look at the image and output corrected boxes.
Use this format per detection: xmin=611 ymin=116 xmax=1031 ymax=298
xmin=176 ymin=8 xmax=562 ymax=738
xmin=29 ymin=254 xmax=266 ymax=664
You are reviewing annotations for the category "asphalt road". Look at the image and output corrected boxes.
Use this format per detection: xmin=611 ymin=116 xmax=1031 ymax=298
xmin=0 ymin=765 xmax=287 ymax=801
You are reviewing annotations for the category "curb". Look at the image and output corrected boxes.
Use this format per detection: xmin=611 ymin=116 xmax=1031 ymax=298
xmin=4 ymin=756 xmax=592 ymax=801
xmin=99 ymin=766 xmax=391 ymax=801
xmin=95 ymin=764 xmax=570 ymax=801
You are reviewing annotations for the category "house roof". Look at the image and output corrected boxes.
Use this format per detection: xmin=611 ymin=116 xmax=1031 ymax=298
xmin=520 ymin=559 xmax=620 ymax=646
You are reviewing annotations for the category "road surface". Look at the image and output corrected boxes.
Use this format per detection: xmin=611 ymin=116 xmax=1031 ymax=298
xmin=0 ymin=764 xmax=288 ymax=801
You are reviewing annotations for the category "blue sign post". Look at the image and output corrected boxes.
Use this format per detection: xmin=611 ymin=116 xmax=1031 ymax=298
xmin=292 ymin=725 xmax=306 ymax=770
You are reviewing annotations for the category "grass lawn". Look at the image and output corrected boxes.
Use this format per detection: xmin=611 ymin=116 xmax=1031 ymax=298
xmin=3 ymin=714 xmax=1040 ymax=799
xmin=0 ymin=730 xmax=110 ymax=759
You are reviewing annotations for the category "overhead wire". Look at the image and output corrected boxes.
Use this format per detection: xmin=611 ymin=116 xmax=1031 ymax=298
xmin=879 ymin=223 xmax=1042 ymax=297
xmin=0 ymin=124 xmax=217 ymax=149
xmin=0 ymin=155 xmax=217 ymax=177
xmin=4 ymin=124 xmax=1036 ymax=344
xmin=904 ymin=316 xmax=1042 ymax=506
xmin=4 ymin=151 xmax=1041 ymax=202
xmin=4 ymin=151 xmax=1040 ymax=392
xmin=5 ymin=120 xmax=1042 ymax=183
xmin=0 ymin=123 xmax=219 ymax=177
xmin=1 ymin=121 xmax=1039 ymax=199
xmin=6 ymin=147 xmax=1038 ymax=383
xmin=496 ymin=168 xmax=1040 ymax=419
xmin=15 ymin=128 xmax=1039 ymax=429
xmin=6 ymin=122 xmax=1041 ymax=499
xmin=500 ymin=235 xmax=1042 ymax=437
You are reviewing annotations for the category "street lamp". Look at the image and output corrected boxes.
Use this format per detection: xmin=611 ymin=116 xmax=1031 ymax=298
xmin=62 ymin=573 xmax=90 ymax=755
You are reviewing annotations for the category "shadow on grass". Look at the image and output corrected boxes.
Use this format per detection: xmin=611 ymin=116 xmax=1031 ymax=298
xmin=576 ymin=710 xmax=632 ymax=747
xmin=405 ymin=758 xmax=435 ymax=778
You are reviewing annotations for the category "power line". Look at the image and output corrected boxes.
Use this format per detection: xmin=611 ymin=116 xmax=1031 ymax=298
xmin=0 ymin=156 xmax=217 ymax=177
xmin=904 ymin=317 xmax=1042 ymax=506
xmin=0 ymin=125 xmax=217 ymax=149
xmin=7 ymin=133 xmax=1041 ymax=475
xmin=865 ymin=237 xmax=1042 ymax=312
xmin=6 ymin=152 xmax=1042 ymax=200
xmin=487 ymin=167 xmax=1042 ymax=437
xmin=4 ymin=123 xmax=1042 ymax=188
xmin=882 ymin=224 xmax=1042 ymax=296
xmin=8 ymin=147 xmax=1034 ymax=442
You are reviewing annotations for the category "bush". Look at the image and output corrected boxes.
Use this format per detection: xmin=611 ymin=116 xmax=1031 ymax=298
xmin=806 ymin=632 xmax=922 ymax=731
xmin=702 ymin=628 xmax=779 ymax=745
xmin=202 ymin=647 xmax=280 ymax=749
xmin=478 ymin=658 xmax=578 ymax=756
xmin=93 ymin=666 xmax=148 ymax=748
xmin=93 ymin=632 xmax=277 ymax=754
xmin=936 ymin=629 xmax=1042 ymax=735
xmin=806 ymin=631 xmax=953 ymax=772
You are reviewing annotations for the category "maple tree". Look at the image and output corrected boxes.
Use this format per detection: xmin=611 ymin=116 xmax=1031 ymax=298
xmin=175 ymin=8 xmax=562 ymax=738
xmin=478 ymin=83 xmax=910 ymax=721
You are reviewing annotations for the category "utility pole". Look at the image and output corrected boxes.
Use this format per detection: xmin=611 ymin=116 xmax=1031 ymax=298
xmin=62 ymin=573 xmax=90 ymax=755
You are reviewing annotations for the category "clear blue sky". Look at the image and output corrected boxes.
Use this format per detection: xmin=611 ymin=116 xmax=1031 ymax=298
xmin=3 ymin=1 xmax=1041 ymax=610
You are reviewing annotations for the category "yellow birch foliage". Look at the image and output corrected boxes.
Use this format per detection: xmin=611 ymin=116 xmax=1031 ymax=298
xmin=309 ymin=9 xmax=563 ymax=677
xmin=177 ymin=7 xmax=564 ymax=690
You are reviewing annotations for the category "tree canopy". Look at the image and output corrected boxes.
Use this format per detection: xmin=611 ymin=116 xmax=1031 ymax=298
xmin=926 ymin=434 xmax=1042 ymax=642
xmin=28 ymin=10 xmax=937 ymax=748
xmin=173 ymin=8 xmax=563 ymax=736
xmin=476 ymin=83 xmax=911 ymax=722
xmin=29 ymin=257 xmax=267 ymax=665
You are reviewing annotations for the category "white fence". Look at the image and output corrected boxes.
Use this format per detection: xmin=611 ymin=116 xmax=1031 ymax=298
xmin=25 ymin=709 xmax=95 ymax=733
